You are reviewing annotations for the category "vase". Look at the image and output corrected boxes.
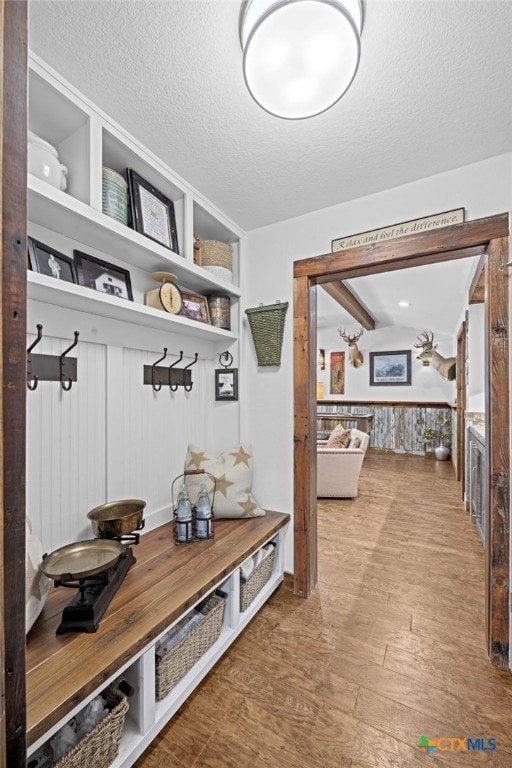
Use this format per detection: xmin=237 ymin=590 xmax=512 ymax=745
xmin=434 ymin=445 xmax=450 ymax=461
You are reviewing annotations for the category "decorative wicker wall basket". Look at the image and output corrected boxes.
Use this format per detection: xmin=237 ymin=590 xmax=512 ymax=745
xmin=53 ymin=681 xmax=129 ymax=768
xmin=193 ymin=236 xmax=233 ymax=283
xmin=245 ymin=301 xmax=288 ymax=366
xmin=155 ymin=592 xmax=225 ymax=701
xmin=240 ymin=545 xmax=276 ymax=612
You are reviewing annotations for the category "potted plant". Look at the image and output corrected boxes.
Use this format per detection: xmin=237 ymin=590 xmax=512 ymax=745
xmin=420 ymin=414 xmax=452 ymax=460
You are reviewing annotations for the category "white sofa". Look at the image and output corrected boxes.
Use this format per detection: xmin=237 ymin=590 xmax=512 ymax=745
xmin=317 ymin=428 xmax=369 ymax=498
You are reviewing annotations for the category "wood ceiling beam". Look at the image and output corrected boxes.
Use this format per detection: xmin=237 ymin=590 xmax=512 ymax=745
xmin=468 ymin=254 xmax=486 ymax=304
xmin=320 ymin=281 xmax=375 ymax=330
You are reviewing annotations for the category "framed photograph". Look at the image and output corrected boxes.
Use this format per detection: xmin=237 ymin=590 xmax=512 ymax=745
xmin=127 ymin=168 xmax=179 ymax=254
xmin=215 ymin=368 xmax=238 ymax=401
xmin=28 ymin=237 xmax=77 ymax=284
xmin=370 ymin=350 xmax=411 ymax=386
xmin=73 ymin=250 xmax=133 ymax=301
xmin=180 ymin=291 xmax=210 ymax=324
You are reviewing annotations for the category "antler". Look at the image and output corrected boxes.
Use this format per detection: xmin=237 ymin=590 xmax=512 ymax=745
xmin=338 ymin=327 xmax=363 ymax=344
xmin=414 ymin=330 xmax=434 ymax=349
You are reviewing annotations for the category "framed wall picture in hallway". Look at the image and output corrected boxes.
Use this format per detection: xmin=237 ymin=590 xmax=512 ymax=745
xmin=330 ymin=351 xmax=345 ymax=394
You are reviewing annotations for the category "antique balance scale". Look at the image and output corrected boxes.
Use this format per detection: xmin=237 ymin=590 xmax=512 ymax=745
xmin=41 ymin=500 xmax=146 ymax=634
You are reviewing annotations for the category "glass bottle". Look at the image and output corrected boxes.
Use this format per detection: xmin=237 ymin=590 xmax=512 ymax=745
xmin=175 ymin=484 xmax=193 ymax=543
xmin=194 ymin=482 xmax=213 ymax=539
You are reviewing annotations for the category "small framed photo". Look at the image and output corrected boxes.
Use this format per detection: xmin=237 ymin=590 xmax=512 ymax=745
xmin=127 ymin=168 xmax=179 ymax=254
xmin=370 ymin=350 xmax=411 ymax=386
xmin=73 ymin=250 xmax=133 ymax=301
xmin=180 ymin=291 xmax=210 ymax=324
xmin=215 ymin=368 xmax=238 ymax=401
xmin=28 ymin=237 xmax=77 ymax=283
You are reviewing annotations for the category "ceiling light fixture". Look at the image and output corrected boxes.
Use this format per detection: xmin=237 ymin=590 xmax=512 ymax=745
xmin=398 ymin=300 xmax=410 ymax=307
xmin=239 ymin=0 xmax=364 ymax=119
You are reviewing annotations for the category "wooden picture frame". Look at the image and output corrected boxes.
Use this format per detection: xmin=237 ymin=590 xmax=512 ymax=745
xmin=369 ymin=350 xmax=411 ymax=386
xmin=74 ymin=250 xmax=133 ymax=301
xmin=215 ymin=368 xmax=238 ymax=401
xmin=127 ymin=168 xmax=179 ymax=254
xmin=180 ymin=291 xmax=210 ymax=324
xmin=28 ymin=237 xmax=77 ymax=284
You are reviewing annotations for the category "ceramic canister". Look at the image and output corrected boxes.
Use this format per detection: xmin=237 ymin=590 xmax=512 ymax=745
xmin=27 ymin=131 xmax=68 ymax=191
xmin=207 ymin=295 xmax=231 ymax=330
xmin=102 ymin=167 xmax=128 ymax=225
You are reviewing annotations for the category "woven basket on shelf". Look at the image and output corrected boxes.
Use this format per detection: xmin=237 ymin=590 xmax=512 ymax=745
xmin=245 ymin=301 xmax=288 ymax=366
xmin=240 ymin=545 xmax=276 ymax=612
xmin=193 ymin=235 xmax=233 ymax=282
xmin=53 ymin=681 xmax=129 ymax=768
xmin=155 ymin=592 xmax=225 ymax=701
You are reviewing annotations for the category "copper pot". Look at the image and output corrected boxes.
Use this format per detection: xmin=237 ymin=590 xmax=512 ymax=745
xmin=87 ymin=499 xmax=146 ymax=538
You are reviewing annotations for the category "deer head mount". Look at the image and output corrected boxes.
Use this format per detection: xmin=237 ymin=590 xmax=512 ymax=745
xmin=414 ymin=331 xmax=456 ymax=381
xmin=338 ymin=327 xmax=364 ymax=368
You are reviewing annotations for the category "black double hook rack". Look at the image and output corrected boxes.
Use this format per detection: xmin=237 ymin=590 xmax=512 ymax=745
xmin=27 ymin=324 xmax=79 ymax=392
xmin=144 ymin=349 xmax=198 ymax=392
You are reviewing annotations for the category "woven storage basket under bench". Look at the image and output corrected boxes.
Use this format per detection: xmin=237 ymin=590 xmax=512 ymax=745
xmin=51 ymin=681 xmax=129 ymax=768
xmin=155 ymin=591 xmax=226 ymax=701
xmin=240 ymin=543 xmax=276 ymax=612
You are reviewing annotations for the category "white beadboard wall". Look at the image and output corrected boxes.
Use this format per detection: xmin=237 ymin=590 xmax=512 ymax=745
xmin=27 ymin=333 xmax=107 ymax=553
xmin=27 ymin=298 xmax=238 ymax=555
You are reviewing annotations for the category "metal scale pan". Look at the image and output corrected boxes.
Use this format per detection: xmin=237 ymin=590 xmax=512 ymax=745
xmin=41 ymin=539 xmax=127 ymax=582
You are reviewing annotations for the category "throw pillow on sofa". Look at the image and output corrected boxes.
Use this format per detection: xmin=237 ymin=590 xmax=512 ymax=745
xmin=185 ymin=444 xmax=266 ymax=518
xmin=326 ymin=425 xmax=351 ymax=448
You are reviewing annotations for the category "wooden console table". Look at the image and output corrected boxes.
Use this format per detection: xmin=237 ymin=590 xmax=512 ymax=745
xmin=26 ymin=511 xmax=289 ymax=765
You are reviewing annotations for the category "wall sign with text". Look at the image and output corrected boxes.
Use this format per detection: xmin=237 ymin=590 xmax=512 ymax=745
xmin=332 ymin=208 xmax=465 ymax=252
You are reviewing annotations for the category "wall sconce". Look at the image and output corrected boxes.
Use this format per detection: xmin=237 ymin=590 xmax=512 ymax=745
xmin=318 ymin=348 xmax=325 ymax=369
xmin=239 ymin=0 xmax=364 ymax=119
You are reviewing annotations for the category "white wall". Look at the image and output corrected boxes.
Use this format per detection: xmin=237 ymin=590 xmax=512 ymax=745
xmin=317 ymin=324 xmax=455 ymax=402
xmin=467 ymin=303 xmax=485 ymax=412
xmin=242 ymin=154 xmax=512 ymax=572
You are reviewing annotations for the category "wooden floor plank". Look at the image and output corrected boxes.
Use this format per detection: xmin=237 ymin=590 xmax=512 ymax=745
xmin=135 ymin=452 xmax=512 ymax=768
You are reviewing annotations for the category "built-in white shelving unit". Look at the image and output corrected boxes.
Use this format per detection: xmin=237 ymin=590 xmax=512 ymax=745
xmin=27 ymin=54 xmax=244 ymax=343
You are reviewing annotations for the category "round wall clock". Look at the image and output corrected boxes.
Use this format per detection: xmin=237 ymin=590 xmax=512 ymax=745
xmin=145 ymin=272 xmax=183 ymax=314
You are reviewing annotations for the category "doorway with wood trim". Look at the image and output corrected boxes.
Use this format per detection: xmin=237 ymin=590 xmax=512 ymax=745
xmin=293 ymin=214 xmax=510 ymax=667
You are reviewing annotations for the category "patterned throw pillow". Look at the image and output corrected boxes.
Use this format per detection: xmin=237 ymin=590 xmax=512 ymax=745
xmin=184 ymin=444 xmax=266 ymax=518
xmin=326 ymin=425 xmax=352 ymax=448
xmin=349 ymin=436 xmax=361 ymax=449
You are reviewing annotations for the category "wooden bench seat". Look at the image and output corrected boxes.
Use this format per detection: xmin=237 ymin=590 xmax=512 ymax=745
xmin=26 ymin=511 xmax=289 ymax=748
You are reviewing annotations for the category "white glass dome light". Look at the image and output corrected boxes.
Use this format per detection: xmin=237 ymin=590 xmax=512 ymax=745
xmin=240 ymin=0 xmax=364 ymax=119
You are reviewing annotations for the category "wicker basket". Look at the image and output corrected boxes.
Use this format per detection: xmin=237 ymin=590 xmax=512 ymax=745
xmin=193 ymin=236 xmax=233 ymax=282
xmin=155 ymin=592 xmax=225 ymax=701
xmin=240 ymin=545 xmax=276 ymax=612
xmin=245 ymin=301 xmax=288 ymax=366
xmin=53 ymin=681 xmax=129 ymax=768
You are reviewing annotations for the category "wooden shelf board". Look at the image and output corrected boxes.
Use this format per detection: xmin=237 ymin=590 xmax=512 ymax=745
xmin=28 ymin=271 xmax=237 ymax=342
xmin=28 ymin=177 xmax=241 ymax=298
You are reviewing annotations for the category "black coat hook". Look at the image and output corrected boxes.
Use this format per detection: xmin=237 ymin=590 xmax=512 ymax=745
xmin=27 ymin=324 xmax=43 ymax=391
xmin=183 ymin=353 xmax=198 ymax=392
xmin=169 ymin=350 xmax=184 ymax=391
xmin=151 ymin=348 xmax=168 ymax=391
xmin=60 ymin=331 xmax=79 ymax=391
xmin=183 ymin=352 xmax=198 ymax=369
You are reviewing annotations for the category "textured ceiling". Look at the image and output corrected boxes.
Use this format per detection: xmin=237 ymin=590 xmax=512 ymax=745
xmin=28 ymin=0 xmax=512 ymax=232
